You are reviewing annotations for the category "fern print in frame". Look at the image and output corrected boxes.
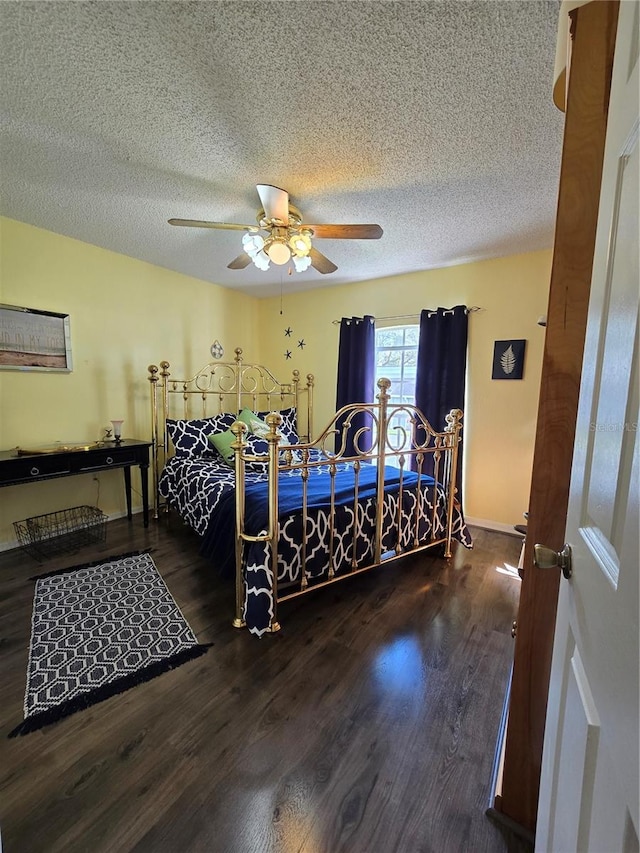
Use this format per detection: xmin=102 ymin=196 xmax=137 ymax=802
xmin=492 ymin=339 xmax=526 ymax=380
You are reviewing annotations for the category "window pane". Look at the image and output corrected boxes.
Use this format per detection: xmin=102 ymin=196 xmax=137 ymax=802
xmin=377 ymin=350 xmax=401 ymax=370
xmin=399 ymin=380 xmax=415 ymax=401
xmin=376 ymin=328 xmax=403 ymax=348
xmin=385 ymin=366 xmax=402 ymax=386
xmin=403 ymin=349 xmax=417 ymax=368
xmin=404 ymin=326 xmax=419 ymax=347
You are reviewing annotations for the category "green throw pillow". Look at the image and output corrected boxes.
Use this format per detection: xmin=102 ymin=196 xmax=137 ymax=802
xmin=209 ymin=411 xmax=293 ymax=466
xmin=208 ymin=428 xmax=236 ymax=464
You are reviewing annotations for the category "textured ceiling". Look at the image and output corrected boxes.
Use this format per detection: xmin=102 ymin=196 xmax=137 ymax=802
xmin=0 ymin=1 xmax=563 ymax=298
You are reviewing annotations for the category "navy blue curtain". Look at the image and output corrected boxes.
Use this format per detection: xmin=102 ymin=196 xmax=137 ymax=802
xmin=336 ymin=315 xmax=375 ymax=456
xmin=414 ymin=305 xmax=468 ymax=500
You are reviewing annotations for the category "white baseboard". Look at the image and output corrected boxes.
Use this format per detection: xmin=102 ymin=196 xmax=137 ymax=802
xmin=0 ymin=508 xmax=140 ymax=554
xmin=465 ymin=516 xmax=521 ymax=536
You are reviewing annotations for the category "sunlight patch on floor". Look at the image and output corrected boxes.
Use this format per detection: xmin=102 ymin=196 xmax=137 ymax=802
xmin=496 ymin=563 xmax=521 ymax=580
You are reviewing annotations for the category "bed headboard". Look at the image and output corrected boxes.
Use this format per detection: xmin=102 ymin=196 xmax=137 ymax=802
xmin=147 ymin=348 xmax=314 ymax=515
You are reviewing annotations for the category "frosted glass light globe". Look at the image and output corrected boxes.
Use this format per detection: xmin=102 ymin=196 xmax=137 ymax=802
xmin=266 ymin=241 xmax=291 ymax=265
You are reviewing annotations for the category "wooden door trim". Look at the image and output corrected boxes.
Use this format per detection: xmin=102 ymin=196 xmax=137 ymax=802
xmin=497 ymin=0 xmax=620 ymax=833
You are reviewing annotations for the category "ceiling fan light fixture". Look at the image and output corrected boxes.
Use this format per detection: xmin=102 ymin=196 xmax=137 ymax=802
xmin=266 ymin=240 xmax=291 ymax=266
xmin=252 ymin=250 xmax=270 ymax=270
xmin=292 ymin=255 xmax=312 ymax=272
xmin=288 ymin=231 xmax=312 ymax=257
xmin=242 ymin=232 xmax=265 ymax=257
xmin=170 ymin=185 xmax=381 ymax=277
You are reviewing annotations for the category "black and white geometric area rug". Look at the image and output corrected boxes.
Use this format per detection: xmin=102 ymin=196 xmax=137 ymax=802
xmin=9 ymin=551 xmax=210 ymax=737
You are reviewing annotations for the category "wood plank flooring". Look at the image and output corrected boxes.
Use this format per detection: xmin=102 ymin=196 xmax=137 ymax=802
xmin=0 ymin=517 xmax=531 ymax=853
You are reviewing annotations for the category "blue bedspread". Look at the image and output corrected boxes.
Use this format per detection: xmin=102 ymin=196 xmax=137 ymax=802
xmin=199 ymin=463 xmax=430 ymax=575
xmin=160 ymin=452 xmax=472 ymax=635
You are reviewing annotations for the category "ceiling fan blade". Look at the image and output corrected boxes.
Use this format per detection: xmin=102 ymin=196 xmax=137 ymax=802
xmin=304 ymin=224 xmax=383 ymax=240
xmin=227 ymin=252 xmax=253 ymax=270
xmin=256 ymin=184 xmax=290 ymax=223
xmin=169 ymin=218 xmax=258 ymax=232
xmin=309 ymin=247 xmax=338 ymax=275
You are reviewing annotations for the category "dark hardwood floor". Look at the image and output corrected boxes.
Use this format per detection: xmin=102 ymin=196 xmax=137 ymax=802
xmin=0 ymin=517 xmax=531 ymax=853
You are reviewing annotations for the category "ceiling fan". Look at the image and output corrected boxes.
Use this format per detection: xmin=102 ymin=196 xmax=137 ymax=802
xmin=168 ymin=184 xmax=383 ymax=275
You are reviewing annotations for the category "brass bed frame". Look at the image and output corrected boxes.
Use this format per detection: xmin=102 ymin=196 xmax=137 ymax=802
xmin=148 ymin=349 xmax=463 ymax=632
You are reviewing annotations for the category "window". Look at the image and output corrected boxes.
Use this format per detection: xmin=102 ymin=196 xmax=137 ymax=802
xmin=374 ymin=325 xmax=419 ymax=463
xmin=375 ymin=325 xmax=419 ymax=404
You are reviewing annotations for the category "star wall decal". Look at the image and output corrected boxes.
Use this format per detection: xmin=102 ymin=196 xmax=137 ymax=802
xmin=285 ymin=350 xmax=292 ymax=359
xmin=297 ymin=339 xmax=305 ymax=349
xmin=284 ymin=327 xmax=292 ymax=337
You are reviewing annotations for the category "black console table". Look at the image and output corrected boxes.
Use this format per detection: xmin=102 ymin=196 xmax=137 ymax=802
xmin=0 ymin=439 xmax=152 ymax=527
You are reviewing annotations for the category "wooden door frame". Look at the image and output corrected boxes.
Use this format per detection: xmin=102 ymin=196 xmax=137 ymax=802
xmin=495 ymin=0 xmax=620 ymax=834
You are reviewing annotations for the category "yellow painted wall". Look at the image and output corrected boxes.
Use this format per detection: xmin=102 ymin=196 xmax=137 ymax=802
xmin=0 ymin=217 xmax=260 ymax=547
xmin=258 ymin=250 xmax=552 ymax=529
xmin=0 ymin=217 xmax=550 ymax=547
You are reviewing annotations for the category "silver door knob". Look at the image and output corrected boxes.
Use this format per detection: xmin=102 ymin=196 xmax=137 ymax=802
xmin=534 ymin=543 xmax=572 ymax=579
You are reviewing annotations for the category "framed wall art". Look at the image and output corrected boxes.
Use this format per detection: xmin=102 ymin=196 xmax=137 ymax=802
xmin=492 ymin=339 xmax=526 ymax=380
xmin=0 ymin=304 xmax=73 ymax=372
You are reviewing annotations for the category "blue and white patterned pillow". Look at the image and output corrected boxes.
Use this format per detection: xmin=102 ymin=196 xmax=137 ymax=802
xmin=243 ymin=432 xmax=269 ymax=457
xmin=166 ymin=413 xmax=236 ymax=457
xmin=243 ymin=432 xmax=303 ymax=472
xmin=243 ymin=432 xmax=270 ymax=471
xmin=256 ymin=407 xmax=299 ymax=444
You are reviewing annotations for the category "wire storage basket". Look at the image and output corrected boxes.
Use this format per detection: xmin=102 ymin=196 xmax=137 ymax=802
xmin=13 ymin=505 xmax=107 ymax=561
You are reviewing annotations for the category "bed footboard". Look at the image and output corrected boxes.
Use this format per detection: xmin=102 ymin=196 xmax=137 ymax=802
xmin=232 ymin=377 xmax=465 ymax=634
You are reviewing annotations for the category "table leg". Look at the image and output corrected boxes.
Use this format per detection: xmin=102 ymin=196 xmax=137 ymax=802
xmin=123 ymin=466 xmax=133 ymax=520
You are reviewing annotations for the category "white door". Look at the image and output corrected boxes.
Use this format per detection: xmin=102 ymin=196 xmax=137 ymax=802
xmin=535 ymin=3 xmax=639 ymax=852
